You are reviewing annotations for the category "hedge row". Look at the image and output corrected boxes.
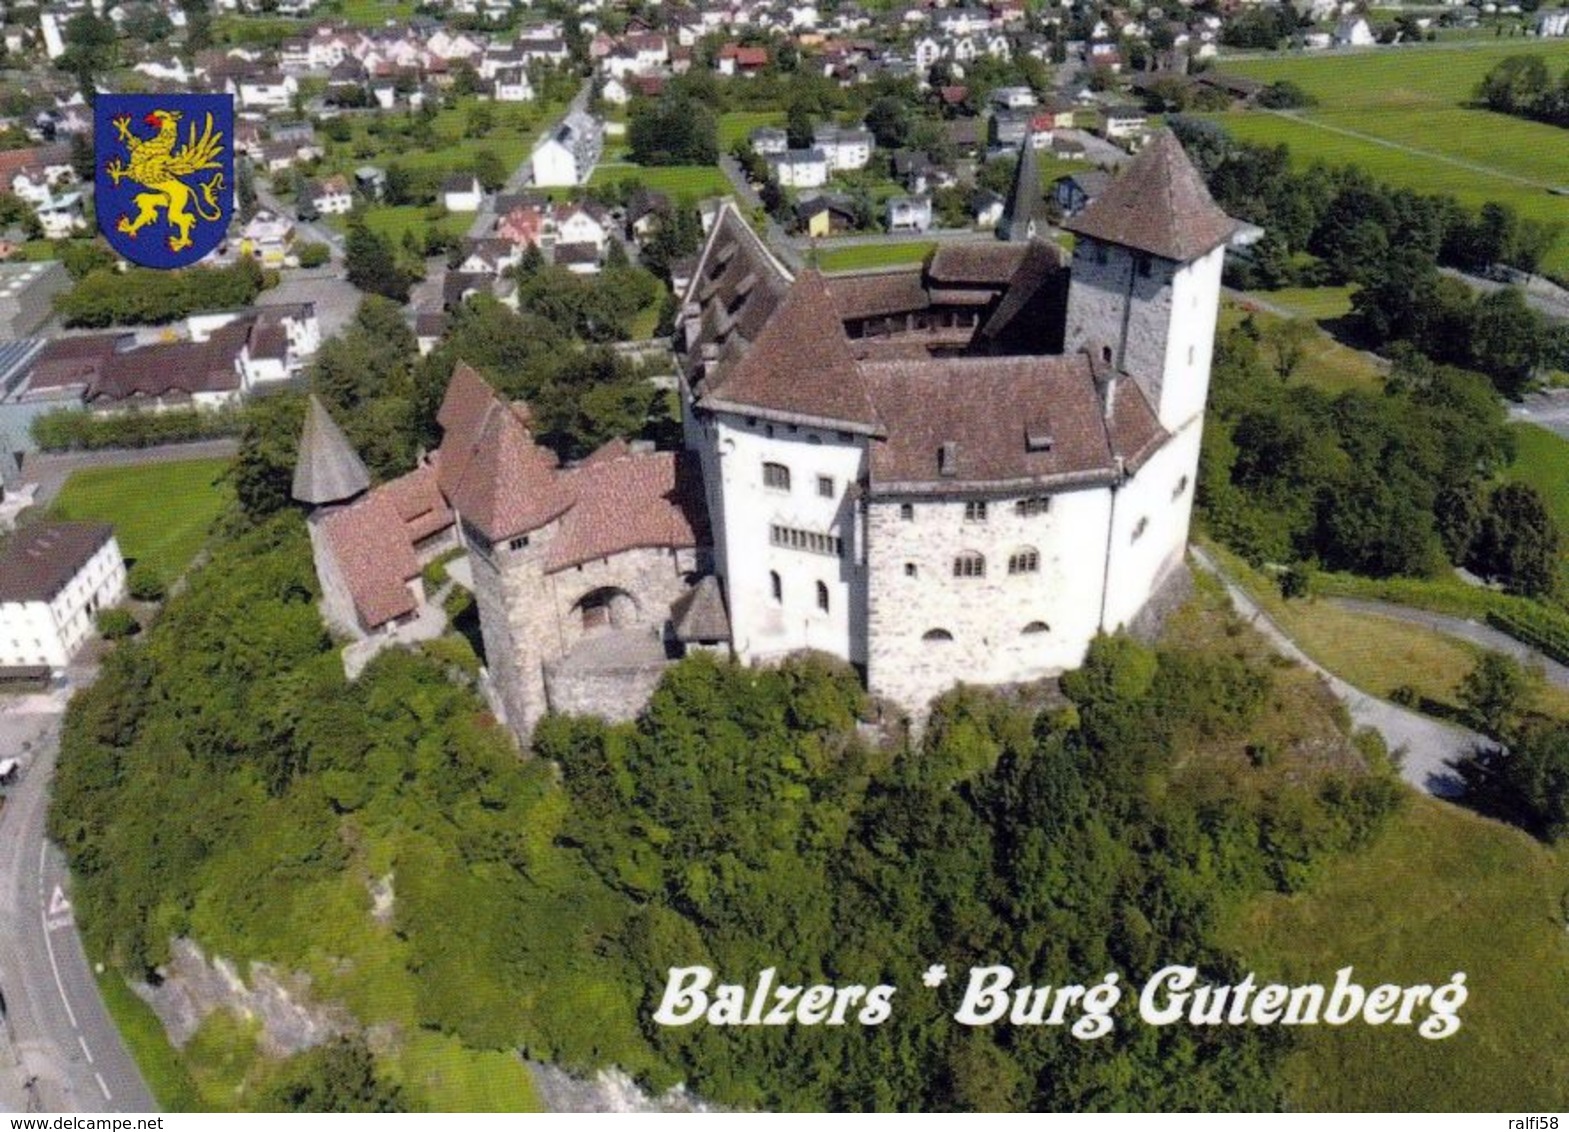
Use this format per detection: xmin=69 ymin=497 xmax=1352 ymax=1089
xmin=29 ymin=407 xmax=242 ymax=452
xmin=1486 ymin=606 xmax=1569 ymax=667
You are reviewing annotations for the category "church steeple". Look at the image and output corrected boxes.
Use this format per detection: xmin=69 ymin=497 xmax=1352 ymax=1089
xmin=292 ymin=395 xmax=371 ymax=506
xmin=997 ymin=136 xmax=1040 ymax=243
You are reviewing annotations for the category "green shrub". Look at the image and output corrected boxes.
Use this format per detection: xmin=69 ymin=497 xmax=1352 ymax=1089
xmin=30 ymin=407 xmax=241 ymax=452
xmin=295 ymin=242 xmax=331 ymax=269
xmin=96 ymin=608 xmax=138 ymax=639
xmin=126 ymin=563 xmax=166 ymax=603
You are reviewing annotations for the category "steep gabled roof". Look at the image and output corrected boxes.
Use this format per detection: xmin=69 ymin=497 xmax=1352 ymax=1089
xmin=1062 ymin=129 xmax=1239 ymax=262
xmin=445 ymin=403 xmax=575 ymax=543
xmin=700 ymin=269 xmax=882 ymax=432
xmin=293 ymin=395 xmax=370 ymax=505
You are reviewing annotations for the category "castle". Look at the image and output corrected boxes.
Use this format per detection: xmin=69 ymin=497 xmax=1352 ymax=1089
xmin=294 ymin=131 xmax=1245 ymax=739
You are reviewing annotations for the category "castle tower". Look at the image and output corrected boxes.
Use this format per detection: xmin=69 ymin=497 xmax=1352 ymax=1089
xmin=1062 ymin=130 xmax=1239 ymax=434
xmin=292 ymin=395 xmax=372 ymax=637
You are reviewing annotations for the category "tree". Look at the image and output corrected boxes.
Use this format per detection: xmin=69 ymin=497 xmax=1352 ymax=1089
xmin=230 ymin=395 xmax=306 ymax=521
xmin=265 ymin=1037 xmax=404 ymax=1112
xmin=472 ymin=150 xmax=506 ymax=193
xmin=1459 ymin=652 xmax=1537 ymax=738
xmin=786 ymin=99 xmax=815 ymax=150
xmin=1470 ymin=287 xmax=1548 ymax=397
xmin=58 ymin=13 xmax=118 ymax=98
xmin=1470 ymin=481 xmax=1561 ymax=596
xmin=864 ymin=96 xmax=911 ymax=149
xmin=345 ymin=220 xmax=413 ymax=303
xmin=628 ymin=97 xmax=719 ymax=166
xmin=1455 ymin=723 xmax=1569 ymax=841
xmin=1262 ymin=318 xmax=1315 ymax=380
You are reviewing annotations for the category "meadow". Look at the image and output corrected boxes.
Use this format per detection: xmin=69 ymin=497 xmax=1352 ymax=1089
xmin=586 ymin=162 xmax=732 ymax=200
xmin=815 ymin=240 xmax=936 ymax=272
xmin=1211 ymin=41 xmax=1569 ymax=276
xmin=49 ymin=458 xmax=231 ymax=584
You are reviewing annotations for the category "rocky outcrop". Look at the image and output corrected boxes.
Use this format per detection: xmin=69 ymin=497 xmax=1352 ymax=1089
xmin=133 ymin=938 xmax=354 ymax=1057
xmin=527 ymin=1063 xmax=719 ymax=1113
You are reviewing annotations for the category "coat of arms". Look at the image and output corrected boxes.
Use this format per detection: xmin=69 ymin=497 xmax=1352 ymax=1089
xmin=95 ymin=94 xmax=234 ymax=269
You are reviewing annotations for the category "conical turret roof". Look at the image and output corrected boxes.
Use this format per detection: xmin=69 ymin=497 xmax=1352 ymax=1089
xmin=1063 ymin=130 xmax=1239 ymax=262
xmin=292 ymin=395 xmax=371 ymax=505
xmin=998 ymin=136 xmax=1041 ymax=243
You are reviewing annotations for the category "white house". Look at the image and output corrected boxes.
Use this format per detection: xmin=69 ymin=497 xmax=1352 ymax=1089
xmin=1333 ymin=16 xmax=1376 ymax=45
xmin=310 ymin=175 xmax=354 ymax=216
xmin=555 ymin=203 xmax=610 ymax=253
xmin=530 ymin=110 xmax=603 ymax=187
xmin=886 ymin=195 xmax=932 ymax=233
xmin=443 ymin=173 xmax=484 ymax=212
xmin=0 ymin=522 xmax=126 ymax=671
xmin=767 ymin=147 xmax=829 ymax=188
xmin=491 ymin=67 xmax=535 ymax=103
xmin=813 ymin=125 xmax=874 ymax=172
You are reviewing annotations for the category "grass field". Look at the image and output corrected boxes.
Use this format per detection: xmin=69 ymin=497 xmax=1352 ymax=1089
xmin=330 ymin=0 xmax=413 ymax=25
xmin=50 ymin=459 xmax=231 ymax=584
xmin=1222 ymin=297 xmax=1386 ymax=393
xmin=353 ymin=205 xmax=470 ymax=249
xmin=1504 ymin=422 xmax=1569 ymax=535
xmin=587 ymin=162 xmax=732 ymax=201
xmin=1201 ymin=539 xmax=1569 ymax=720
xmin=816 ymin=240 xmax=936 ymax=272
xmin=1209 ymin=41 xmax=1569 ymax=276
xmin=1219 ymin=795 xmax=1569 ymax=1110
xmin=1251 ymin=285 xmax=1359 ymax=321
xmin=718 ymin=110 xmax=786 ymax=150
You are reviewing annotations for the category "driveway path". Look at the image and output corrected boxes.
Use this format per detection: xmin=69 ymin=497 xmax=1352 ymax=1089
xmin=1191 ymin=546 xmax=1480 ymax=797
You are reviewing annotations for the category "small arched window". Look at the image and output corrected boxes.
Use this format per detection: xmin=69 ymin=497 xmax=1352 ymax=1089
xmin=922 ymin=628 xmax=954 ymax=642
xmin=763 ymin=461 xmax=791 ymax=491
xmin=953 ymin=553 xmax=986 ymax=578
xmin=1022 ymin=621 xmax=1049 ymax=635
xmin=816 ymin=580 xmax=829 ymax=612
xmin=770 ymin=570 xmax=782 ymax=604
xmin=1008 ymin=548 xmax=1040 ymax=575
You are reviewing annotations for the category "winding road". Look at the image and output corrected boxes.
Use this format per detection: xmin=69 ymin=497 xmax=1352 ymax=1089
xmin=0 ymin=705 xmax=156 ymax=1113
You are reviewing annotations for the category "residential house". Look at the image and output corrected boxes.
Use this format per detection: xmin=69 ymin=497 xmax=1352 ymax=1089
xmin=813 ymin=124 xmax=874 ymax=171
xmin=240 ymin=211 xmax=294 ymax=269
xmin=749 ymin=126 xmax=789 ymax=155
xmin=1053 ymin=169 xmax=1111 ymax=217
xmin=1333 ymin=15 xmax=1376 ymax=45
xmin=308 ymin=174 xmax=354 ymax=216
xmin=767 ymin=147 xmax=829 ymax=188
xmin=530 ymin=110 xmax=603 ymax=187
xmin=1102 ymin=105 xmax=1148 ymax=141
xmin=886 ymin=194 xmax=932 ymax=234
xmin=0 ymin=522 xmax=125 ymax=672
xmin=442 ymin=173 xmax=484 ymax=212
xmin=717 ymin=43 xmax=769 ymax=75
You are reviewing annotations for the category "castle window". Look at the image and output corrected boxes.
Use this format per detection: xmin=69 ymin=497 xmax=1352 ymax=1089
xmin=964 ymin=500 xmax=988 ymax=523
xmin=923 ymin=628 xmax=954 ymax=642
xmin=1173 ymin=475 xmax=1189 ymax=500
xmin=953 ymin=553 xmax=986 ymax=578
xmin=1022 ymin=621 xmax=1049 ymax=635
xmin=508 ymin=535 xmax=530 ymax=551
xmin=763 ymin=461 xmax=791 ymax=491
xmin=816 ymin=581 xmax=829 ymax=612
xmin=900 ymin=503 xmax=915 ymax=521
xmin=1016 ymin=496 xmax=1051 ymax=517
xmin=905 ymin=562 xmax=917 ymax=577
xmin=818 ymin=475 xmax=834 ymax=498
xmin=1008 ymin=548 xmax=1040 ymax=575
xmin=1132 ymin=517 xmax=1148 ymax=542
xmin=771 ymin=570 xmax=782 ymax=604
xmin=1137 ymin=254 xmax=1153 ymax=277
xmin=1101 ymin=345 xmax=1113 ymax=365
xmin=771 ymin=524 xmax=843 ymax=557
xmin=807 ymin=434 xmax=821 ymax=445
xmin=1187 ymin=345 xmax=1195 ymax=366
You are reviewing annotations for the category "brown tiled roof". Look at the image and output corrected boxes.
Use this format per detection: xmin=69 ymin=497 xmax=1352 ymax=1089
xmin=379 ymin=463 xmax=452 ymax=543
xmin=1106 ymin=376 xmax=1166 ymax=473
xmin=823 ymin=269 xmax=930 ymax=321
xmin=679 ymin=205 xmax=793 ymax=397
xmin=445 ymin=402 xmax=575 ymax=543
xmin=977 ymin=240 xmax=1070 ymax=347
xmin=700 ymin=268 xmax=881 ymax=432
xmin=0 ymin=521 xmax=115 ymax=604
xmin=925 ymin=242 xmax=1030 ymax=285
xmin=860 ymin=354 xmax=1121 ymax=493
xmin=1063 ymin=129 xmax=1239 ymax=262
xmin=320 ymin=491 xmax=420 ymax=629
xmin=546 ymin=449 xmax=705 ymax=572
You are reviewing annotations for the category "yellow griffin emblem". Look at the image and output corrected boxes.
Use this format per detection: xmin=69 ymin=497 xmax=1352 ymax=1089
xmin=102 ymin=109 xmax=227 ymax=254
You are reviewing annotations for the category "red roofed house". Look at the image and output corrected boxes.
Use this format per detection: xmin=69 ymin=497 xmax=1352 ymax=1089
xmin=716 ymin=43 xmax=769 ymax=75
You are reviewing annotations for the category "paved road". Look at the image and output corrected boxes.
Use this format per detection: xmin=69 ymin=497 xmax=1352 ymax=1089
xmin=254 ymin=178 xmax=345 ymax=261
xmin=1191 ymin=546 xmax=1480 ymax=797
xmin=1509 ymin=387 xmax=1569 ymax=441
xmin=0 ymin=706 xmax=156 ymax=1113
xmin=20 ymin=439 xmax=239 ymax=510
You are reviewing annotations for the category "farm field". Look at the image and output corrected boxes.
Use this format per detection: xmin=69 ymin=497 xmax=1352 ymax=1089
xmin=50 ymin=458 xmax=231 ymax=584
xmin=1210 ymin=41 xmax=1569 ymax=275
